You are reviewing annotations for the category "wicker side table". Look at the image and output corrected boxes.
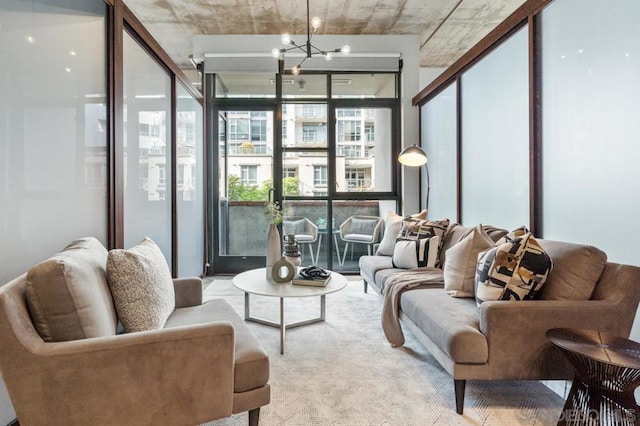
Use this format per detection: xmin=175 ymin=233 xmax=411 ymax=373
xmin=546 ymin=328 xmax=640 ymax=426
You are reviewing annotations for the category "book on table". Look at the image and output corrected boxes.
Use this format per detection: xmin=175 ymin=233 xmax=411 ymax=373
xmin=292 ymin=273 xmax=332 ymax=287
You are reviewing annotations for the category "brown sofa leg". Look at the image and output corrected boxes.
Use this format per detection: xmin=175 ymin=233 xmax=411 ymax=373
xmin=248 ymin=408 xmax=260 ymax=426
xmin=454 ymin=379 xmax=466 ymax=414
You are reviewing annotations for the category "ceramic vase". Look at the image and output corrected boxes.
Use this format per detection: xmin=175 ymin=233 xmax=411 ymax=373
xmin=266 ymin=223 xmax=281 ymax=281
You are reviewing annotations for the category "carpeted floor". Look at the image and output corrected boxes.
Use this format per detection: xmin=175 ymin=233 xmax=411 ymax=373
xmin=201 ymin=277 xmax=564 ymax=426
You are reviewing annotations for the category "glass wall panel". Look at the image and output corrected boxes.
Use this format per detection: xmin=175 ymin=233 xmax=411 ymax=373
xmin=541 ymin=0 xmax=640 ymax=267
xmin=332 ymin=74 xmax=396 ymax=98
xmin=336 ymin=108 xmax=392 ymax=192
xmin=421 ymin=83 xmax=457 ymax=221
xmin=123 ymin=31 xmax=172 ymax=265
xmin=460 ymin=26 xmax=529 ymax=230
xmin=176 ymin=84 xmax=204 ymax=277
xmin=218 ymin=110 xmax=274 ymax=257
xmin=0 ymin=0 xmax=107 ymax=285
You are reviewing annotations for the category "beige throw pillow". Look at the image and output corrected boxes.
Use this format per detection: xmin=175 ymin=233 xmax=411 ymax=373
xmin=25 ymin=237 xmax=117 ymax=342
xmin=443 ymin=225 xmax=494 ymax=298
xmin=107 ymin=238 xmax=175 ymax=333
xmin=376 ymin=210 xmax=427 ymax=256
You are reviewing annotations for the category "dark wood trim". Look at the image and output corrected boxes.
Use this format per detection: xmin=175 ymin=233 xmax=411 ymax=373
xmin=170 ymin=76 xmax=178 ymax=277
xmin=413 ymin=0 xmax=553 ymax=106
xmin=455 ymin=76 xmax=462 ymax=224
xmin=529 ymin=14 xmax=543 ymax=237
xmin=110 ymin=0 xmax=125 ymax=249
xmin=199 ymin=66 xmax=209 ymax=276
xmin=120 ymin=2 xmax=202 ymax=103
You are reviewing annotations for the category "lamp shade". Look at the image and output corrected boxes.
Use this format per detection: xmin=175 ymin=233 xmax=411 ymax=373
xmin=398 ymin=144 xmax=428 ymax=167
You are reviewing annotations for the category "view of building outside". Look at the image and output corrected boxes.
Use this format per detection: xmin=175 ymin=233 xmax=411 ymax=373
xmin=219 ymin=105 xmax=382 ymax=198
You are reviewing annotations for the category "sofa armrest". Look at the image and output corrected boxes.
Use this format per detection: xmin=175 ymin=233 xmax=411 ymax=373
xmin=173 ymin=277 xmax=203 ymax=308
xmin=479 ymin=299 xmax=620 ymax=379
xmin=7 ymin=322 xmax=234 ymax=424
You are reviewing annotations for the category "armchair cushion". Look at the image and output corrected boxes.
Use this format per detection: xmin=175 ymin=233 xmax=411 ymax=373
xmin=350 ymin=217 xmax=379 ymax=236
xmin=283 ymin=219 xmax=306 ymax=236
xmin=25 ymin=237 xmax=117 ymax=342
xmin=165 ymin=299 xmax=270 ymax=393
xmin=107 ymin=238 xmax=175 ymax=332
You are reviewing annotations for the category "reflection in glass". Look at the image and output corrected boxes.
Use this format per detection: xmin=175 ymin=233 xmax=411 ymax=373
xmin=176 ymin=85 xmax=204 ymax=277
xmin=123 ymin=31 xmax=172 ymax=266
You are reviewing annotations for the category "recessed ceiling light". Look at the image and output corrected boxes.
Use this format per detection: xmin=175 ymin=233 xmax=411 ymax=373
xmin=65 ymin=67 xmax=71 ymax=73
xmin=69 ymin=50 xmax=76 ymax=56
xmin=26 ymin=35 xmax=35 ymax=43
xmin=625 ymin=52 xmax=631 ymax=58
xmin=560 ymin=55 xmax=566 ymax=59
xmin=578 ymin=49 xmax=584 ymax=54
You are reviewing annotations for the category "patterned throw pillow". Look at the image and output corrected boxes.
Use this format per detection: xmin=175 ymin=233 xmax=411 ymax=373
xmin=376 ymin=210 xmax=427 ymax=256
xmin=107 ymin=238 xmax=175 ymax=332
xmin=392 ymin=218 xmax=449 ymax=269
xmin=475 ymin=231 xmax=553 ymax=305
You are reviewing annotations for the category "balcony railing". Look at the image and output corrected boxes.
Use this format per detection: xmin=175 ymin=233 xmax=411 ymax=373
xmin=345 ymin=178 xmax=372 ymax=190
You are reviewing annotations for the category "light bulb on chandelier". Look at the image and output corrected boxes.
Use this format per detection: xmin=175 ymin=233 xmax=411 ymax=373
xmin=273 ymin=0 xmax=351 ymax=75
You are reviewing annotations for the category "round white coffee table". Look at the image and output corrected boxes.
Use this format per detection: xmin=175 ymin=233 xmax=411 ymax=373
xmin=232 ymin=268 xmax=348 ymax=354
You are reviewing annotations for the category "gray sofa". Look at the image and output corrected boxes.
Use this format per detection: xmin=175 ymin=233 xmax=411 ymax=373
xmin=0 ymin=238 xmax=270 ymax=425
xmin=359 ymin=223 xmax=640 ymax=414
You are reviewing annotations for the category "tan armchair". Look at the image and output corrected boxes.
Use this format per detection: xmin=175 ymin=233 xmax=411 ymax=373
xmin=339 ymin=215 xmax=383 ymax=266
xmin=0 ymin=239 xmax=270 ymax=425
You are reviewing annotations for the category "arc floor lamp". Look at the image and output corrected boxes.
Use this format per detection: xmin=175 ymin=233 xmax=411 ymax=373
xmin=398 ymin=144 xmax=430 ymax=210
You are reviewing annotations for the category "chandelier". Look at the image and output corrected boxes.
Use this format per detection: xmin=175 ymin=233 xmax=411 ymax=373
xmin=271 ymin=0 xmax=351 ymax=75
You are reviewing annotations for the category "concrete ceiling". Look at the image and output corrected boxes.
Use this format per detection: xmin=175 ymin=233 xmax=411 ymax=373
xmin=126 ymin=0 xmax=526 ymax=72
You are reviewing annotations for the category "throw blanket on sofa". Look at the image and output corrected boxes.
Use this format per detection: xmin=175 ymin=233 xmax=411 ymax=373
xmin=381 ymin=268 xmax=444 ymax=347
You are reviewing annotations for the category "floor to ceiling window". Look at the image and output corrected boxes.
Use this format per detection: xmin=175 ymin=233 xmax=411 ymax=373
xmin=207 ymin=69 xmax=401 ymax=274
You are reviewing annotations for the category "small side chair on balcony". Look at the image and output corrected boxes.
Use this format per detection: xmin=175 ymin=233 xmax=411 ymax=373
xmin=282 ymin=217 xmax=319 ymax=265
xmin=339 ymin=215 xmax=383 ymax=266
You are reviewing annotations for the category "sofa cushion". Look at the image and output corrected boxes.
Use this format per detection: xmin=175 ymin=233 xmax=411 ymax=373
xmin=538 ymin=240 xmax=607 ymax=300
xmin=376 ymin=210 xmax=427 ymax=256
xmin=400 ymin=289 xmax=488 ymax=364
xmin=25 ymin=237 xmax=117 ymax=342
xmin=107 ymin=238 xmax=175 ymax=333
xmin=165 ymin=299 xmax=270 ymax=393
xmin=475 ymin=233 xmax=553 ymax=305
xmin=444 ymin=225 xmax=495 ymax=298
xmin=359 ymin=255 xmax=393 ymax=284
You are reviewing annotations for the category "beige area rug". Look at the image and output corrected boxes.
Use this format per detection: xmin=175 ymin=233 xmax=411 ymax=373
xmin=202 ymin=277 xmax=564 ymax=426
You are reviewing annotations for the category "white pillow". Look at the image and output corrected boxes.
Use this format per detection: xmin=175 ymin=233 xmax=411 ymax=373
xmin=376 ymin=210 xmax=427 ymax=256
xmin=444 ymin=225 xmax=494 ymax=298
xmin=107 ymin=238 xmax=175 ymax=332
xmin=392 ymin=238 xmax=441 ymax=269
